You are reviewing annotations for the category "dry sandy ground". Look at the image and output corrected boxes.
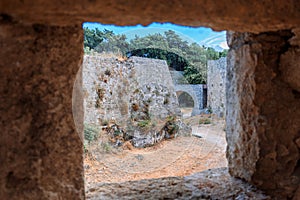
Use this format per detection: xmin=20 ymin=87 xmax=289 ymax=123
xmin=84 ymin=114 xmax=228 ymax=186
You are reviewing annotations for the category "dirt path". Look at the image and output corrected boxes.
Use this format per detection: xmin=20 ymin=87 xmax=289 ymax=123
xmin=84 ymin=115 xmax=227 ymax=187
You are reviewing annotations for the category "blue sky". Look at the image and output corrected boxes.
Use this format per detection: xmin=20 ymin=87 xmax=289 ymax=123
xmin=83 ymin=22 xmax=228 ymax=50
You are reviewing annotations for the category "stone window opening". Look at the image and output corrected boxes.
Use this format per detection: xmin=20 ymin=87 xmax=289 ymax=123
xmin=2 ymin=2 xmax=300 ymax=199
xmin=178 ymin=91 xmax=195 ymax=107
xmin=80 ymin=23 xmax=229 ymax=198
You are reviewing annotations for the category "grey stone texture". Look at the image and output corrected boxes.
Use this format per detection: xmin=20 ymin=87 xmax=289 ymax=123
xmin=83 ymin=55 xmax=179 ymax=125
xmin=175 ymin=84 xmax=206 ymax=116
xmin=207 ymin=57 xmax=226 ymax=117
xmin=0 ymin=20 xmax=84 ymax=199
xmin=86 ymin=168 xmax=271 ymax=200
xmin=83 ymin=55 xmax=189 ymax=147
xmin=226 ymin=30 xmax=300 ymax=199
xmin=170 ymin=70 xmax=207 ymax=115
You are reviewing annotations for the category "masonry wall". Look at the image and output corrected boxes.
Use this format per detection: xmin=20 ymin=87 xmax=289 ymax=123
xmin=83 ymin=55 xmax=179 ymax=126
xmin=0 ymin=19 xmax=84 ymax=199
xmin=83 ymin=55 xmax=188 ymax=147
xmin=226 ymin=30 xmax=300 ymax=199
xmin=207 ymin=57 xmax=226 ymax=117
xmin=174 ymin=84 xmax=205 ymax=116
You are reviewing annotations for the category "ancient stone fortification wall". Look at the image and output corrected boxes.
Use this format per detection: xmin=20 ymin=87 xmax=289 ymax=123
xmin=0 ymin=20 xmax=84 ymax=199
xmin=207 ymin=57 xmax=226 ymax=117
xmin=226 ymin=30 xmax=300 ymax=199
xmin=83 ymin=55 xmax=188 ymax=147
xmin=83 ymin=55 xmax=179 ymax=125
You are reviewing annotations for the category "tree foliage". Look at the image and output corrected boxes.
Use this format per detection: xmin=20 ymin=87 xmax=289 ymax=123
xmin=83 ymin=27 xmax=228 ymax=84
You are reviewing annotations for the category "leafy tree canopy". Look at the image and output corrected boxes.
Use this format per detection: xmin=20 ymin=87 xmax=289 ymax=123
xmin=83 ymin=27 xmax=228 ymax=84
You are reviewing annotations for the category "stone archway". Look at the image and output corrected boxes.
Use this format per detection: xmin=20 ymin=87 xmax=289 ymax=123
xmin=175 ymin=84 xmax=205 ymax=116
xmin=177 ymin=91 xmax=194 ymax=107
xmin=176 ymin=91 xmax=195 ymax=118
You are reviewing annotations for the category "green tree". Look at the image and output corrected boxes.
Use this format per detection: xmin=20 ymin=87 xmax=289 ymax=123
xmin=219 ymin=49 xmax=228 ymax=57
xmin=205 ymin=47 xmax=219 ymax=60
xmin=183 ymin=63 xmax=207 ymax=84
xmin=164 ymin=30 xmax=188 ymax=51
xmin=83 ymin=27 xmax=104 ymax=50
xmin=84 ymin=27 xmax=227 ymax=84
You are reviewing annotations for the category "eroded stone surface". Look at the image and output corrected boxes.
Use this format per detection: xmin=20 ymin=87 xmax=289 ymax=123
xmin=226 ymin=30 xmax=300 ymax=199
xmin=0 ymin=18 xmax=84 ymax=199
xmin=280 ymin=47 xmax=300 ymax=92
xmin=1 ymin=1 xmax=300 ymax=32
xmin=83 ymin=55 xmax=190 ymax=147
xmin=207 ymin=57 xmax=226 ymax=117
xmin=86 ymin=168 xmax=270 ymax=200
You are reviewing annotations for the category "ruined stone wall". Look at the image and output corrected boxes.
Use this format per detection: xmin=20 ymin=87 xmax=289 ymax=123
xmin=83 ymin=55 xmax=179 ymax=126
xmin=226 ymin=30 xmax=300 ymax=199
xmin=83 ymin=55 xmax=188 ymax=147
xmin=0 ymin=19 xmax=84 ymax=199
xmin=207 ymin=57 xmax=226 ymax=117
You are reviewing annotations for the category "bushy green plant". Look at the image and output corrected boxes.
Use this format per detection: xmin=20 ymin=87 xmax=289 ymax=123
xmin=207 ymin=106 xmax=213 ymax=114
xmin=84 ymin=124 xmax=100 ymax=143
xmin=84 ymin=27 xmax=228 ymax=84
xmin=137 ymin=119 xmax=151 ymax=128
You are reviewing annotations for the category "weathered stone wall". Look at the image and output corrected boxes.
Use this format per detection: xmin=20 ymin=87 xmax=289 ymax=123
xmin=1 ymin=1 xmax=300 ymax=32
xmin=83 ymin=55 xmax=189 ymax=147
xmin=226 ymin=30 xmax=300 ymax=199
xmin=207 ymin=57 xmax=226 ymax=117
xmin=83 ymin=55 xmax=179 ymax=125
xmin=0 ymin=18 xmax=84 ymax=199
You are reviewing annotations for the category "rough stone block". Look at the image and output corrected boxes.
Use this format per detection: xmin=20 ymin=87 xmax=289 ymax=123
xmin=0 ymin=18 xmax=84 ymax=199
xmin=226 ymin=30 xmax=300 ymax=199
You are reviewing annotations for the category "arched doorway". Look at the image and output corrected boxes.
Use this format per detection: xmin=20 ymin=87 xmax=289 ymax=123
xmin=176 ymin=91 xmax=194 ymax=118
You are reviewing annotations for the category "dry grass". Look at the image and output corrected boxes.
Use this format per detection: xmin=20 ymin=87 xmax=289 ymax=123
xmin=90 ymin=52 xmax=128 ymax=61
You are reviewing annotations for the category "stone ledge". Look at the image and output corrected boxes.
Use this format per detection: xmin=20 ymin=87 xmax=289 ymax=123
xmin=86 ymin=168 xmax=270 ymax=199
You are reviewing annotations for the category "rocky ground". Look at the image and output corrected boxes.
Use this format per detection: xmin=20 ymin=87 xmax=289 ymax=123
xmin=84 ymin=114 xmax=271 ymax=199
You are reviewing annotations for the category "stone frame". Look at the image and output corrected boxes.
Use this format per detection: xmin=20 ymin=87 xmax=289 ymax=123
xmin=1 ymin=1 xmax=300 ymax=199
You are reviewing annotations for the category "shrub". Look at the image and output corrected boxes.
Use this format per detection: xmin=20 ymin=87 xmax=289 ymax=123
xmin=137 ymin=119 xmax=151 ymax=128
xmin=84 ymin=124 xmax=100 ymax=143
xmin=207 ymin=106 xmax=213 ymax=114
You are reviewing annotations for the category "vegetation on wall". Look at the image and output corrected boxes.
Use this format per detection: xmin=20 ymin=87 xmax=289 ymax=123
xmin=84 ymin=28 xmax=227 ymax=84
